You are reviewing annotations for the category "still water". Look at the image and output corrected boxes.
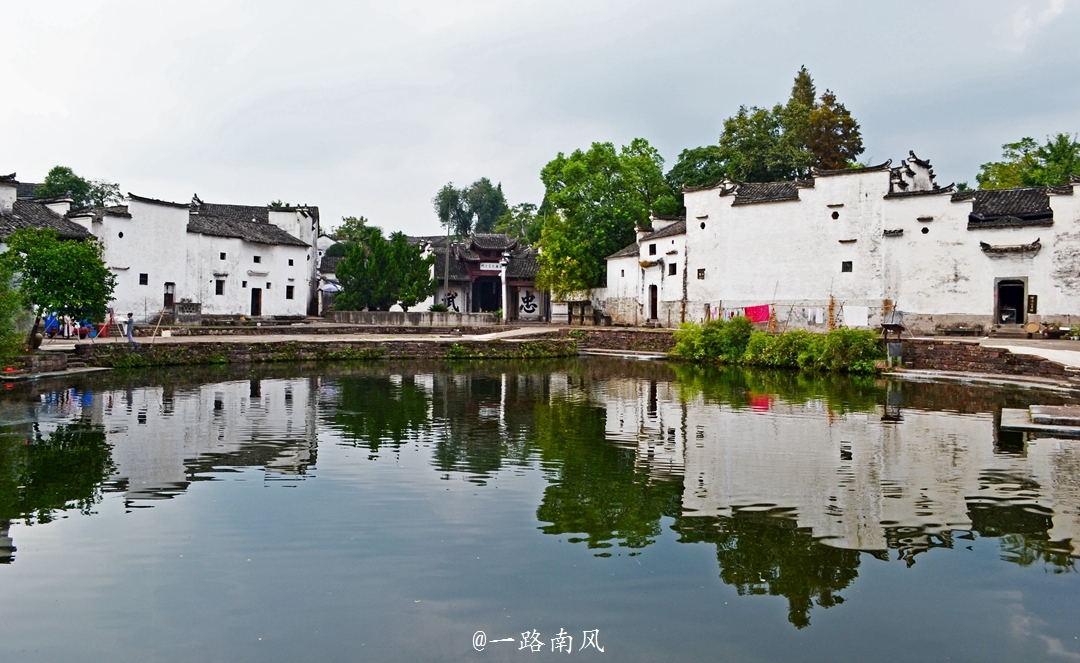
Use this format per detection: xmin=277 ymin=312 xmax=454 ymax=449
xmin=0 ymin=360 xmax=1077 ymax=662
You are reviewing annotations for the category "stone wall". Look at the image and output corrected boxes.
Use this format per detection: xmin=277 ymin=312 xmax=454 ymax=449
xmin=329 ymin=311 xmax=499 ymax=327
xmin=902 ymin=339 xmax=1072 ymax=380
xmin=544 ymin=328 xmax=676 ymax=353
xmin=75 ymin=338 xmax=577 ymax=368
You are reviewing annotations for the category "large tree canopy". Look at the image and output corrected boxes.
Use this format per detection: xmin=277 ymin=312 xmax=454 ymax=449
xmin=335 ymin=226 xmax=436 ymax=311
xmin=2 ymin=228 xmax=116 ymax=325
xmin=667 ymin=67 xmax=864 ymax=191
xmin=536 ymin=138 xmax=676 ymax=298
xmin=976 ymin=134 xmax=1080 ymax=189
xmin=432 ymin=178 xmax=509 ymax=236
xmin=34 ymin=166 xmax=122 ymax=209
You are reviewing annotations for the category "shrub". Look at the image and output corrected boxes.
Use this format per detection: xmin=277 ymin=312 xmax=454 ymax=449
xmin=429 ymin=303 xmax=449 ymax=312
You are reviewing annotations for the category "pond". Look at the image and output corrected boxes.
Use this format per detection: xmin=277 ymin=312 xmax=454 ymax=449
xmin=0 ymin=359 xmax=1077 ymax=662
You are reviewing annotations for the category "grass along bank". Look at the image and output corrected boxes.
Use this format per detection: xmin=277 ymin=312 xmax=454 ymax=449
xmin=671 ymin=317 xmax=884 ymax=373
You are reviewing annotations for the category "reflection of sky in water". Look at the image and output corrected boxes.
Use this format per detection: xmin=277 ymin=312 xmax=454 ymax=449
xmin=0 ymin=361 xmax=1077 ymax=662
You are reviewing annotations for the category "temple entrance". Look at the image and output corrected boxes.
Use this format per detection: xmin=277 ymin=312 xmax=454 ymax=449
xmin=472 ymin=277 xmax=501 ymax=312
xmin=996 ymin=279 xmax=1025 ymax=325
xmin=649 ymin=285 xmax=658 ymax=320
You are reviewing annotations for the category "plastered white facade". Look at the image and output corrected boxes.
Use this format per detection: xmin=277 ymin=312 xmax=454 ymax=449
xmin=75 ymin=195 xmax=316 ymax=321
xmin=599 ymin=154 xmax=1080 ymax=334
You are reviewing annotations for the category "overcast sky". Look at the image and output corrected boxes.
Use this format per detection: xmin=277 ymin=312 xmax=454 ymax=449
xmin=4 ymin=0 xmax=1079 ymax=235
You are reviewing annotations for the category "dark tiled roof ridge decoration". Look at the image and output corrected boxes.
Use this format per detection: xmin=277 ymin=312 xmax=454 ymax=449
xmin=0 ymin=173 xmax=16 ymax=183
xmin=951 ymin=189 xmax=977 ymax=202
xmin=0 ymin=200 xmax=92 ymax=241
xmin=187 ymin=216 xmax=309 ymax=247
xmin=885 ymin=183 xmax=955 ymax=199
xmin=979 ymin=238 xmax=1041 ymax=254
xmin=650 ymin=214 xmax=686 ymax=221
xmin=1048 ymin=183 xmax=1074 ymax=195
xmin=731 ymin=180 xmax=802 ymax=206
xmin=683 ymin=178 xmax=728 ymax=193
xmin=812 ymin=159 xmax=893 ymax=177
xmin=68 ymin=205 xmax=132 ymax=221
xmin=908 ymin=150 xmax=933 ymax=169
xmin=128 ymin=192 xmax=190 ymax=209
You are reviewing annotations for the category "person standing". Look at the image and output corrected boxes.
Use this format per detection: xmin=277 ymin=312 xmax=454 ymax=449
xmin=125 ymin=313 xmax=138 ymax=347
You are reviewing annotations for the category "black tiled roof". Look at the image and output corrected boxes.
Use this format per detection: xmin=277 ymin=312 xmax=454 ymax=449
xmin=0 ymin=200 xmax=91 ymax=241
xmin=731 ymin=181 xmax=802 ymax=205
xmin=470 ymin=233 xmax=517 ymax=251
xmin=683 ymin=179 xmax=727 ymax=193
xmin=187 ymin=215 xmax=309 ymax=247
xmin=607 ymin=243 xmax=641 ymax=259
xmin=17 ymin=182 xmax=41 ymax=198
xmin=966 ymin=188 xmax=1054 ymax=230
xmin=643 ymin=218 xmax=686 ymax=241
xmin=432 ymin=247 xmax=469 ymax=282
xmin=506 ymin=246 xmax=539 ymax=280
xmin=128 ymin=192 xmax=191 ymax=209
xmin=196 ymin=202 xmax=270 ymax=224
xmin=884 ymin=184 xmax=954 ymax=199
xmin=319 ymin=255 xmax=343 ymax=274
xmin=0 ymin=173 xmax=14 ymax=183
xmin=72 ymin=205 xmax=131 ymax=222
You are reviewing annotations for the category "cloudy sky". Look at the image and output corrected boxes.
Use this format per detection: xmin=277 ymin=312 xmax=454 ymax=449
xmin=3 ymin=0 xmax=1078 ymax=235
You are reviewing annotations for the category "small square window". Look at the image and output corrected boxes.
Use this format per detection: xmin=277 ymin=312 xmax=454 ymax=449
xmin=697 ymin=268 xmax=706 ymax=280
xmin=288 ymin=259 xmax=294 ymax=266
xmin=620 ymin=269 xmax=625 ymax=277
xmin=649 ymin=244 xmax=656 ymax=256
xmin=215 ymin=280 xmax=225 ymax=295
xmin=266 ymin=282 xmax=271 ymax=289
xmin=139 ymin=273 xmax=148 ymax=285
xmin=253 ymin=256 xmax=261 ymax=263
xmin=242 ymin=280 xmax=248 ymax=288
xmin=219 ymin=252 xmax=226 ymax=260
xmin=841 ymin=261 xmax=853 ymax=273
xmin=668 ymin=263 xmax=677 ymax=276
xmin=286 ymin=285 xmax=294 ymax=300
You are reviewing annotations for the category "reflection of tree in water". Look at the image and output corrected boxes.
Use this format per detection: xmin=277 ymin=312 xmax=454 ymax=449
xmin=0 ymin=421 xmax=114 ymax=525
xmin=673 ymin=511 xmax=861 ymax=629
xmin=672 ymin=365 xmax=884 ymax=413
xmin=0 ymin=420 xmax=114 ymax=563
xmin=532 ymin=398 xmax=682 ymax=553
xmin=331 ymin=376 xmax=431 ymax=455
xmin=968 ymin=499 xmax=1076 ymax=573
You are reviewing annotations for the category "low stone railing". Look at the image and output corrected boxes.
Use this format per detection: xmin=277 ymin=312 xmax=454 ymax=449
xmin=328 ymin=311 xmax=499 ymax=327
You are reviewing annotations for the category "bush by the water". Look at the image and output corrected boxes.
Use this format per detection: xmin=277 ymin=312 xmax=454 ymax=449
xmin=672 ymin=318 xmax=883 ymax=373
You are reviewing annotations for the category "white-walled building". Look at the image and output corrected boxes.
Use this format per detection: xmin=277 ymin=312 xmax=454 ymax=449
xmin=68 ymin=193 xmax=319 ymax=321
xmin=599 ymin=153 xmax=1080 ymax=334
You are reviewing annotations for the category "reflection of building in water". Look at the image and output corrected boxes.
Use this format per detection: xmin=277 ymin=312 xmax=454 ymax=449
xmin=595 ymin=379 xmax=684 ymax=480
xmin=87 ymin=378 xmax=319 ymax=501
xmin=0 ymin=520 xmax=13 ymax=563
xmin=598 ymin=382 xmax=1080 ymax=556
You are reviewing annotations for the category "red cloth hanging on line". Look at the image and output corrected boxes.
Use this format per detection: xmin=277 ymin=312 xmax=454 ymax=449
xmin=745 ymin=304 xmax=770 ymax=323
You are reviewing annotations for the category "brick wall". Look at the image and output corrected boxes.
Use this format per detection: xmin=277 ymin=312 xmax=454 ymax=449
xmin=902 ymin=339 xmax=1069 ymax=379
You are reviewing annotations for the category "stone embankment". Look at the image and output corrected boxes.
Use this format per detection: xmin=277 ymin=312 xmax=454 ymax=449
xmin=75 ymin=338 xmax=578 ymax=368
xmin=902 ymin=339 xmax=1075 ymax=380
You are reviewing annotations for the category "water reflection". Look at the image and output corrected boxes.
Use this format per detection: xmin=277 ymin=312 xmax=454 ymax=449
xmin=0 ymin=360 xmax=1077 ymax=632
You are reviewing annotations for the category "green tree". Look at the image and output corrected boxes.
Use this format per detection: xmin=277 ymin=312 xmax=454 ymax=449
xmin=976 ymin=134 xmax=1080 ymax=189
xmin=34 ymin=166 xmax=121 ymax=208
xmin=667 ymin=67 xmax=863 ymax=187
xmin=432 ymin=179 xmax=509 ymax=236
xmin=2 ymin=228 xmax=116 ymax=343
xmin=387 ymin=231 xmax=437 ymax=312
xmin=536 ymin=139 xmax=674 ymax=295
xmin=331 ymin=215 xmax=369 ymax=242
xmin=494 ymin=202 xmax=544 ymax=244
xmin=0 ymin=259 xmax=25 ymax=361
xmin=335 ymin=227 xmax=436 ymax=311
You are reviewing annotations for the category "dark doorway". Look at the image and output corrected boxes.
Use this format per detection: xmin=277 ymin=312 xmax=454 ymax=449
xmin=471 ymin=277 xmax=501 ymax=312
xmin=649 ymin=285 xmax=658 ymax=320
xmin=251 ymin=288 xmax=262 ymax=317
xmin=163 ymin=282 xmax=175 ymax=309
xmin=997 ymin=279 xmax=1025 ymax=325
